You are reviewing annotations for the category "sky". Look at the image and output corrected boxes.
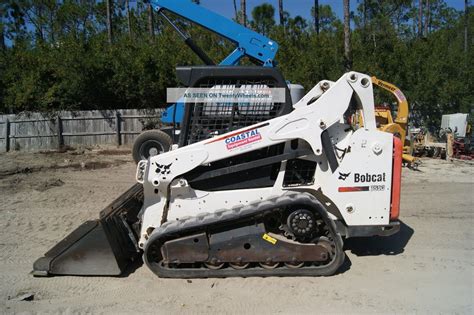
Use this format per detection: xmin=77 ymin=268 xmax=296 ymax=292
xmin=199 ymin=0 xmax=466 ymax=22
xmin=4 ymin=0 xmax=467 ymax=46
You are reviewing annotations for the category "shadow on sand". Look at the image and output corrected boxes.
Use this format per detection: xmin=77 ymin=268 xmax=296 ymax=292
xmin=119 ymin=259 xmax=144 ymax=278
xmin=344 ymin=220 xmax=414 ymax=256
xmin=334 ymin=221 xmax=414 ymax=274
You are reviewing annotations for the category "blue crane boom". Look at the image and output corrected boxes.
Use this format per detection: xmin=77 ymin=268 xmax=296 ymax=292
xmin=150 ymin=0 xmax=279 ymax=123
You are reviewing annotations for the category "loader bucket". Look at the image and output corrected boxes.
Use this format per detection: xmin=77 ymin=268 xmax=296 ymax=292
xmin=32 ymin=184 xmax=143 ymax=276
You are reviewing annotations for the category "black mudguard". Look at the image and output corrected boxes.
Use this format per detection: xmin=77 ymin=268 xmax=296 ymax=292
xmin=32 ymin=184 xmax=143 ymax=276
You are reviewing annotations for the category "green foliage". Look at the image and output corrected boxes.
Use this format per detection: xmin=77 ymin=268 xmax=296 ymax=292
xmin=250 ymin=3 xmax=275 ymax=35
xmin=311 ymin=4 xmax=340 ymax=32
xmin=0 ymin=0 xmax=472 ymax=129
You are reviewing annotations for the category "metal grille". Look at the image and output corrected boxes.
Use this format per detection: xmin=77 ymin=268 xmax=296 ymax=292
xmin=283 ymin=159 xmax=317 ymax=187
xmin=182 ymin=79 xmax=284 ymax=145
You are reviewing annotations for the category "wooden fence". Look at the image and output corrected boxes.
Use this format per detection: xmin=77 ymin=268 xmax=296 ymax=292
xmin=0 ymin=109 xmax=165 ymax=152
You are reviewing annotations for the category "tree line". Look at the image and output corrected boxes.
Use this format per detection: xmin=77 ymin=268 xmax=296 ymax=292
xmin=0 ymin=0 xmax=472 ymax=128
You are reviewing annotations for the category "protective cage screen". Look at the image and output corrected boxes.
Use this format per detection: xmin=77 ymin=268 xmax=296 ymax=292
xmin=180 ymin=78 xmax=286 ymax=146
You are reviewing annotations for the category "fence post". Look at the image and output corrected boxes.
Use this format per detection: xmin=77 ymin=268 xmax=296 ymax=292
xmin=56 ymin=116 xmax=63 ymax=150
xmin=5 ymin=119 xmax=10 ymax=152
xmin=116 ymin=111 xmax=122 ymax=146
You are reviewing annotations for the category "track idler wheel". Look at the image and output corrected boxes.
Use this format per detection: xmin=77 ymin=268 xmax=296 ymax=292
xmin=259 ymin=261 xmax=279 ymax=269
xmin=284 ymin=261 xmax=304 ymax=268
xmin=229 ymin=262 xmax=250 ymax=270
xmin=204 ymin=262 xmax=225 ymax=270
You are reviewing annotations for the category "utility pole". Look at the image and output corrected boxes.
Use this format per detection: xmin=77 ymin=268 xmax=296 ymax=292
xmin=241 ymin=0 xmax=247 ymax=27
xmin=343 ymin=0 xmax=352 ymax=71
xmin=314 ymin=0 xmax=319 ymax=34
xmin=106 ymin=0 xmax=113 ymax=44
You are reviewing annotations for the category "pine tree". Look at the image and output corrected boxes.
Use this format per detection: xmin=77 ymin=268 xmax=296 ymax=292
xmin=241 ymin=0 xmax=247 ymax=27
xmin=106 ymin=0 xmax=113 ymax=44
xmin=314 ymin=0 xmax=319 ymax=34
xmin=343 ymin=0 xmax=352 ymax=70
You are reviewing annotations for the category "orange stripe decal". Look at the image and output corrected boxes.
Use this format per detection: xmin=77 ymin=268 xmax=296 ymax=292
xmin=338 ymin=186 xmax=370 ymax=192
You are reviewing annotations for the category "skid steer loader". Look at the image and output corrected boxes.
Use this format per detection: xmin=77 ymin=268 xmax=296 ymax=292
xmin=33 ymin=68 xmax=402 ymax=278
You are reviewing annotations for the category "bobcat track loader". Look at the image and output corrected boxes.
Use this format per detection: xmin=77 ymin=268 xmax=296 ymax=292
xmin=33 ymin=70 xmax=402 ymax=278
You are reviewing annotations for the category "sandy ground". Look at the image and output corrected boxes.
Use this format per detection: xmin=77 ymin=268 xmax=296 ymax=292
xmin=0 ymin=150 xmax=472 ymax=314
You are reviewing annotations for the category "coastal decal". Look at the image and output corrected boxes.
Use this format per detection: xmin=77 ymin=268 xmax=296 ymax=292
xmin=205 ymin=122 xmax=269 ymax=147
xmin=224 ymin=128 xmax=262 ymax=150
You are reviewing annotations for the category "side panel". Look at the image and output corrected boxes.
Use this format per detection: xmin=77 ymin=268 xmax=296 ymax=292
xmin=139 ymin=72 xmax=388 ymax=246
xmin=319 ymin=129 xmax=393 ymax=226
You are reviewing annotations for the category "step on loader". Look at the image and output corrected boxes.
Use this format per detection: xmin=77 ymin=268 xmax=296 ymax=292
xmin=33 ymin=70 xmax=402 ymax=277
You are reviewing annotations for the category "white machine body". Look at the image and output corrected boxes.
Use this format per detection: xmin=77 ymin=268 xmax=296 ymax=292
xmin=136 ymin=72 xmax=395 ymax=248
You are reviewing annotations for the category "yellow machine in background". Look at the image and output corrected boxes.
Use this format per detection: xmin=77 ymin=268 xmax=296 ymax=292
xmin=356 ymin=77 xmax=418 ymax=167
xmin=371 ymin=77 xmax=418 ymax=167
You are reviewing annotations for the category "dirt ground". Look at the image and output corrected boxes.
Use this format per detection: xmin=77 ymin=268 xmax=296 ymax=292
xmin=0 ymin=149 xmax=472 ymax=314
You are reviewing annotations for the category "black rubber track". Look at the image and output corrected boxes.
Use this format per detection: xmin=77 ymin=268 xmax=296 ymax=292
xmin=143 ymin=192 xmax=345 ymax=278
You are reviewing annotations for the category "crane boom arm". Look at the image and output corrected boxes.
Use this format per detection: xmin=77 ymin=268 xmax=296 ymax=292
xmin=152 ymin=0 xmax=280 ymax=124
xmin=150 ymin=0 xmax=278 ymax=67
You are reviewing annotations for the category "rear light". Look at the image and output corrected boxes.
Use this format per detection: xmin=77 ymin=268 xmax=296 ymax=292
xmin=390 ymin=136 xmax=402 ymax=220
